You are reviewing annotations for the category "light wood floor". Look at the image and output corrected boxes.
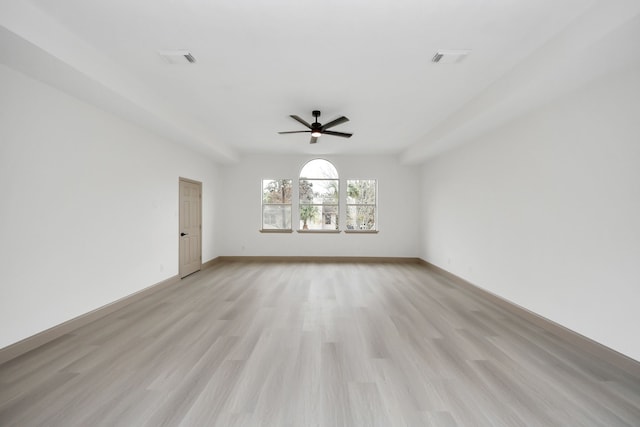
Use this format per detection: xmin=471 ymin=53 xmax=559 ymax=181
xmin=1 ymin=261 xmax=639 ymax=426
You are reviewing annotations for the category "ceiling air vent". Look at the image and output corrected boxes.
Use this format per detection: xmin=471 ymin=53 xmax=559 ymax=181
xmin=158 ymin=50 xmax=196 ymax=64
xmin=432 ymin=49 xmax=470 ymax=64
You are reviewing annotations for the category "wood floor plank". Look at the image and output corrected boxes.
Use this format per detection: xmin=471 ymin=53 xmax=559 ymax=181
xmin=1 ymin=261 xmax=639 ymax=426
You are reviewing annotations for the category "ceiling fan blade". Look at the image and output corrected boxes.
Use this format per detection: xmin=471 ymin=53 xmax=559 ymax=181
xmin=323 ymin=130 xmax=353 ymax=138
xmin=310 ymin=136 xmax=318 ymax=144
xmin=278 ymin=130 xmax=311 ymax=134
xmin=290 ymin=115 xmax=312 ymax=129
xmin=321 ymin=116 xmax=349 ymax=131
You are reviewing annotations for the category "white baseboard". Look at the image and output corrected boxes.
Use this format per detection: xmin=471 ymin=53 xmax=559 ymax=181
xmin=420 ymin=259 xmax=640 ymax=381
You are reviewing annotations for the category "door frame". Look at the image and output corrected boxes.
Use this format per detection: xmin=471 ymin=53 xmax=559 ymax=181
xmin=178 ymin=177 xmax=202 ymax=278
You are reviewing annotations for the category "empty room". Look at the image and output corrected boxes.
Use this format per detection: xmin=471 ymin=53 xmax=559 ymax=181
xmin=1 ymin=0 xmax=640 ymax=425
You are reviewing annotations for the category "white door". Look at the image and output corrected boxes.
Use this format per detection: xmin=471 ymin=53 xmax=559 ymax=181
xmin=179 ymin=178 xmax=202 ymax=278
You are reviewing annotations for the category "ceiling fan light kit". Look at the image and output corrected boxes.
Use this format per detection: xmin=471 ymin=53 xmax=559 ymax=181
xmin=279 ymin=110 xmax=353 ymax=144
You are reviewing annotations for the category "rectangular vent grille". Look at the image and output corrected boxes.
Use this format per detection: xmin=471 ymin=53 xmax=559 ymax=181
xmin=432 ymin=53 xmax=444 ymax=63
xmin=158 ymin=50 xmax=196 ymax=64
xmin=432 ymin=49 xmax=470 ymax=64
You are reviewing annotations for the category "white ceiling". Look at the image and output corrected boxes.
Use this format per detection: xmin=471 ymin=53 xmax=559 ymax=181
xmin=2 ymin=0 xmax=640 ymax=163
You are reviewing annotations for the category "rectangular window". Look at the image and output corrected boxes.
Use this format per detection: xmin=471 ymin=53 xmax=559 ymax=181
xmin=262 ymin=179 xmax=292 ymax=230
xmin=346 ymin=179 xmax=377 ymax=231
xmin=299 ymin=178 xmax=339 ymax=230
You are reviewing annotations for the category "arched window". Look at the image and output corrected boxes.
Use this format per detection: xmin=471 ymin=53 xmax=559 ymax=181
xmin=299 ymin=159 xmax=339 ymax=231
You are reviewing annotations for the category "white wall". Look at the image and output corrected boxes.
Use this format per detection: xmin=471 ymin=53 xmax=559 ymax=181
xmin=0 ymin=65 xmax=221 ymax=349
xmin=420 ymin=62 xmax=640 ymax=361
xmin=218 ymin=154 xmax=421 ymax=257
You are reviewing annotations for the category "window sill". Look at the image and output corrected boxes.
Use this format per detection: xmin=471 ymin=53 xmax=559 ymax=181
xmin=344 ymin=230 xmax=379 ymax=234
xmin=259 ymin=229 xmax=293 ymax=233
xmin=297 ymin=230 xmax=341 ymax=234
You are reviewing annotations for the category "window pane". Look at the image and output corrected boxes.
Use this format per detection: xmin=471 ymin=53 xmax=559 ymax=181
xmin=300 ymin=204 xmax=338 ymax=230
xmin=299 ymin=179 xmax=314 ymax=203
xmin=346 ymin=206 xmax=376 ymax=230
xmin=262 ymin=179 xmax=292 ymax=203
xmin=262 ymin=179 xmax=292 ymax=230
xmin=299 ymin=179 xmax=338 ymax=204
xmin=300 ymin=159 xmax=339 ymax=179
xmin=347 ymin=180 xmax=376 ymax=204
xmin=299 ymin=159 xmax=340 ymax=231
xmin=262 ymin=205 xmax=292 ymax=229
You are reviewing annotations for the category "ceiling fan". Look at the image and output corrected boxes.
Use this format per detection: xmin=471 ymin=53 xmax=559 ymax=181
xmin=278 ymin=110 xmax=352 ymax=144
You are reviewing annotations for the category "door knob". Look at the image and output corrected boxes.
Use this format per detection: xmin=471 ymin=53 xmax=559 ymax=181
xmin=181 ymin=232 xmax=188 ymax=236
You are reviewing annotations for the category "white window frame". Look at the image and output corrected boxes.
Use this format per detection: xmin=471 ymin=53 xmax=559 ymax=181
xmin=298 ymin=159 xmax=340 ymax=233
xmin=345 ymin=179 xmax=378 ymax=233
xmin=260 ymin=179 xmax=293 ymax=233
